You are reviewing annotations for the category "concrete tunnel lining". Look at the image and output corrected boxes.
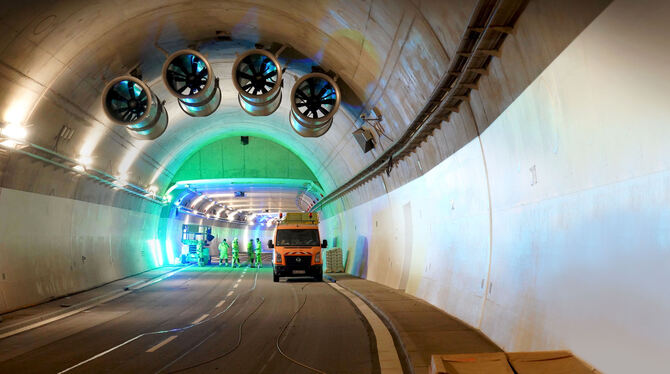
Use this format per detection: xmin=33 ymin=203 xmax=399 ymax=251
xmin=1 ymin=0 xmax=668 ymax=373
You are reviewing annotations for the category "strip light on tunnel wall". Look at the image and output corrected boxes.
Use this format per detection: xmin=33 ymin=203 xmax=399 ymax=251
xmin=0 ymin=138 xmax=167 ymax=205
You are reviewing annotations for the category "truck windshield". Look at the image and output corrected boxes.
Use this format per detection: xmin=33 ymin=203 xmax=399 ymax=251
xmin=276 ymin=229 xmax=320 ymax=246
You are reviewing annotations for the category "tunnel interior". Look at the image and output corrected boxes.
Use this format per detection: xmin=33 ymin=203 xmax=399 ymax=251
xmin=0 ymin=1 xmax=668 ymax=373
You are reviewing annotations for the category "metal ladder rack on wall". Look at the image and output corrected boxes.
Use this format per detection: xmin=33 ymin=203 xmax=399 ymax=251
xmin=311 ymin=0 xmax=529 ymax=212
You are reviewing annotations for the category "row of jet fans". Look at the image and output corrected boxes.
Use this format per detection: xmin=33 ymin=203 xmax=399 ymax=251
xmin=101 ymin=49 xmax=341 ymax=140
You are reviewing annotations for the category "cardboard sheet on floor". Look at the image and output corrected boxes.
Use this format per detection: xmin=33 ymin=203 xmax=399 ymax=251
xmin=430 ymin=352 xmax=514 ymax=374
xmin=507 ymin=351 xmax=598 ymax=373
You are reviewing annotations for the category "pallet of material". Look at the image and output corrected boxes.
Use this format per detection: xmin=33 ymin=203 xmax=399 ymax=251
xmin=507 ymin=351 xmax=599 ymax=373
xmin=430 ymin=351 xmax=599 ymax=374
xmin=430 ymin=352 xmax=514 ymax=374
xmin=325 ymin=247 xmax=345 ymax=273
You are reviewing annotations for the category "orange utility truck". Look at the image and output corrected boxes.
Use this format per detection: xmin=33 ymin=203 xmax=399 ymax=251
xmin=268 ymin=212 xmax=327 ymax=282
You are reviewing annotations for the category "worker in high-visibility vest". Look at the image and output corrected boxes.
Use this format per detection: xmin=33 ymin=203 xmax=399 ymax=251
xmin=231 ymin=238 xmax=240 ymax=267
xmin=255 ymin=238 xmax=263 ymax=268
xmin=246 ymin=239 xmax=255 ymax=267
xmin=196 ymin=240 xmax=206 ymax=267
xmin=218 ymin=239 xmax=230 ymax=267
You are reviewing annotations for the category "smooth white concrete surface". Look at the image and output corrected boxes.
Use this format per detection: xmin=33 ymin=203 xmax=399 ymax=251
xmin=321 ymin=1 xmax=670 ymax=372
xmin=0 ymin=188 xmax=162 ymax=313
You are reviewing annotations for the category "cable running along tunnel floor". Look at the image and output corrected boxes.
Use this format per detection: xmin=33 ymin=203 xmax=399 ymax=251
xmin=0 ymin=266 xmax=378 ymax=374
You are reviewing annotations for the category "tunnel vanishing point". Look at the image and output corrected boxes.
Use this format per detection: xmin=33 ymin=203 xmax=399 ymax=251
xmin=0 ymin=1 xmax=667 ymax=373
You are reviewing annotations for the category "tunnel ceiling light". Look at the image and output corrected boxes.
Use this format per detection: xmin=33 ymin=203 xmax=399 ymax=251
xmin=116 ymin=174 xmax=129 ymax=187
xmin=190 ymin=194 xmax=206 ymax=208
xmin=162 ymin=49 xmax=221 ymax=117
xmin=102 ymin=76 xmax=168 ymax=140
xmin=289 ymin=72 xmax=341 ymax=137
xmin=77 ymin=154 xmax=93 ymax=169
xmin=204 ymin=201 xmax=216 ymax=212
xmin=1 ymin=122 xmax=28 ymax=140
xmin=232 ymin=49 xmax=283 ymax=116
xmin=146 ymin=185 xmax=158 ymax=197
xmin=0 ymin=122 xmax=29 ymax=148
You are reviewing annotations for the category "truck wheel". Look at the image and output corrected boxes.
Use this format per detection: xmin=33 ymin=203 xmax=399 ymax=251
xmin=314 ymin=272 xmax=323 ymax=282
xmin=273 ymin=272 xmax=279 ymax=282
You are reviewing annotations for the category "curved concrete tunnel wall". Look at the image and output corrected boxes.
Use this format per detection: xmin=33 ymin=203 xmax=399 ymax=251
xmin=0 ymin=0 xmax=667 ymax=373
xmin=0 ymin=190 xmax=162 ymax=313
xmin=320 ymin=1 xmax=669 ymax=373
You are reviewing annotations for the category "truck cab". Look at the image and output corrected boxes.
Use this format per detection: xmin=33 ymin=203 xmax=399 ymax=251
xmin=268 ymin=212 xmax=327 ymax=282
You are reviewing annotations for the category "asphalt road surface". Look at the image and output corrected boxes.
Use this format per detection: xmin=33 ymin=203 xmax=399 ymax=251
xmin=0 ymin=266 xmax=379 ymax=374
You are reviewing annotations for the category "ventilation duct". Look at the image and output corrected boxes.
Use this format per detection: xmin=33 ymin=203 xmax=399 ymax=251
xmin=289 ymin=73 xmax=340 ymax=137
xmin=162 ymin=49 xmax=221 ymax=117
xmin=102 ymin=76 xmax=168 ymax=140
xmin=232 ymin=49 xmax=283 ymax=116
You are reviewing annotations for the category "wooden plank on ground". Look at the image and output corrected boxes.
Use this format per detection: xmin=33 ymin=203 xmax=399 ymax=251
xmin=507 ymin=351 xmax=599 ymax=374
xmin=430 ymin=352 xmax=514 ymax=374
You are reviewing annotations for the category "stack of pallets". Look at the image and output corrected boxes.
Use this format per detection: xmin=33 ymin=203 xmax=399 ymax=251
xmin=325 ymin=247 xmax=345 ymax=273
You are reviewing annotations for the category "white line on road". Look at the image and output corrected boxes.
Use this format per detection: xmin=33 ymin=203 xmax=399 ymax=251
xmin=57 ymin=270 xmax=261 ymax=373
xmin=191 ymin=314 xmax=209 ymax=324
xmin=233 ymin=284 xmax=238 ymax=289
xmin=226 ymin=291 xmax=234 ymax=297
xmin=328 ymin=283 xmax=403 ymax=374
xmin=146 ymin=335 xmax=178 ymax=353
xmin=0 ymin=266 xmax=191 ymax=340
xmin=236 ymin=279 xmax=241 ymax=283
xmin=215 ymin=300 xmax=225 ymax=308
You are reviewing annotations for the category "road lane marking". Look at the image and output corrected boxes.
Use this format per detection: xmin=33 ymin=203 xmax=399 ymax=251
xmin=226 ymin=291 xmax=234 ymax=297
xmin=57 ymin=270 xmax=261 ymax=373
xmin=236 ymin=279 xmax=241 ymax=283
xmin=0 ymin=266 xmax=191 ymax=340
xmin=146 ymin=335 xmax=178 ymax=353
xmin=233 ymin=284 xmax=239 ymax=289
xmin=216 ymin=300 xmax=225 ymax=308
xmin=328 ymin=283 xmax=403 ymax=374
xmin=191 ymin=314 xmax=209 ymax=324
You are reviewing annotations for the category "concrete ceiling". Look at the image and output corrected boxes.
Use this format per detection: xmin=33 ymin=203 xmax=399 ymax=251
xmin=0 ymin=0 xmax=474 ymax=205
xmin=170 ymin=178 xmax=323 ymax=223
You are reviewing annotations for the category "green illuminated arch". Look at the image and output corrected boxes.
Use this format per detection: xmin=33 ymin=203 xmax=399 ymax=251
xmin=170 ymin=136 xmax=320 ymax=186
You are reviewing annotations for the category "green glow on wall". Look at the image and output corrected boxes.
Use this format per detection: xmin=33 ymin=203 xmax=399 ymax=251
xmin=170 ymin=136 xmax=320 ymax=186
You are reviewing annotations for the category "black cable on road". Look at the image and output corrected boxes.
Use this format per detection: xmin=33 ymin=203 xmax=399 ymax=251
xmin=275 ymin=283 xmax=328 ymax=374
xmin=57 ymin=267 xmax=256 ymax=374
xmin=164 ymin=295 xmax=266 ymax=373
xmin=159 ymin=268 xmax=263 ymax=373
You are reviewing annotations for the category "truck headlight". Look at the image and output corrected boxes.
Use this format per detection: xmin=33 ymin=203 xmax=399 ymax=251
xmin=275 ymin=252 xmax=282 ymax=263
xmin=315 ymin=253 xmax=321 ymax=263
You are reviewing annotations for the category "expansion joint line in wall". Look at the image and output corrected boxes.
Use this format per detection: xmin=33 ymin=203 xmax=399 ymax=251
xmin=466 ymin=99 xmax=494 ymax=330
xmin=311 ymin=0 xmax=529 ymax=211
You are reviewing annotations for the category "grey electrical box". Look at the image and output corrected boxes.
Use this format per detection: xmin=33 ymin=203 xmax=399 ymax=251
xmin=352 ymin=128 xmax=375 ymax=153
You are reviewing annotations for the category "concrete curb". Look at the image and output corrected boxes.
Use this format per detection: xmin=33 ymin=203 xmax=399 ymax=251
xmin=335 ymin=282 xmax=415 ymax=374
xmin=0 ymin=266 xmax=189 ymax=340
